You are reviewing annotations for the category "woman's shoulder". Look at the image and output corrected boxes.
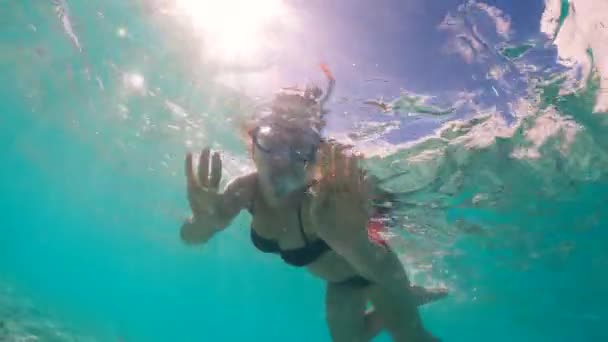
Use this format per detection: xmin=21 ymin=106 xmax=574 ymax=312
xmin=222 ymin=172 xmax=258 ymax=209
xmin=224 ymin=172 xmax=257 ymax=194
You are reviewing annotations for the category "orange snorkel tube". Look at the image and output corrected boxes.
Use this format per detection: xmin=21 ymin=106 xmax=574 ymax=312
xmin=319 ymin=63 xmax=335 ymax=81
xmin=318 ymin=63 xmax=335 ymax=110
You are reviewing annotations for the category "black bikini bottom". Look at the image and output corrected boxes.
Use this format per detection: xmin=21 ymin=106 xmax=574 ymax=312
xmin=334 ymin=275 xmax=373 ymax=288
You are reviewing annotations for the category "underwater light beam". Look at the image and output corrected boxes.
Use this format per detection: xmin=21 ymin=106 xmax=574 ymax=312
xmin=173 ymin=0 xmax=290 ymax=63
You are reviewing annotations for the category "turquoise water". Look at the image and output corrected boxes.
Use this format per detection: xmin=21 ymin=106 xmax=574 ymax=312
xmin=2 ymin=0 xmax=608 ymax=341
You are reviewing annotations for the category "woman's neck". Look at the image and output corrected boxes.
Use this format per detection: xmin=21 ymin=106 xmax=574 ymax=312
xmin=258 ymin=177 xmax=310 ymax=209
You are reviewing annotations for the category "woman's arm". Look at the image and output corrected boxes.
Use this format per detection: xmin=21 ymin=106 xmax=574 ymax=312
xmin=316 ymin=216 xmax=432 ymax=341
xmin=180 ymin=172 xmax=256 ymax=245
xmin=311 ymin=142 xmax=409 ymax=290
xmin=316 ymin=218 xmax=412 ymax=298
xmin=309 ymin=142 xmax=430 ymax=340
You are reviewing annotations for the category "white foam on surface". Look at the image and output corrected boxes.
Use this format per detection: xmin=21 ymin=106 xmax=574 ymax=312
xmin=542 ymin=0 xmax=608 ymax=112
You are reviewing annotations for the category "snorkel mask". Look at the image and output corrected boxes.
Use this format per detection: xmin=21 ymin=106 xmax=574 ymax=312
xmin=251 ymin=122 xmax=321 ymax=198
xmin=251 ymin=123 xmax=321 ymax=164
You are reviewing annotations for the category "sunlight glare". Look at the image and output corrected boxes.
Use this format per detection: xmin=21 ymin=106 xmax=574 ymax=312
xmin=174 ymin=0 xmax=289 ymax=61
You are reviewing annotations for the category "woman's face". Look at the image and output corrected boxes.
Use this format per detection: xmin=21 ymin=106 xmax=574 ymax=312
xmin=251 ymin=124 xmax=320 ymax=199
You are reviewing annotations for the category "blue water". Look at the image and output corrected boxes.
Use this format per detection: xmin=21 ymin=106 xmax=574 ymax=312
xmin=2 ymin=0 xmax=608 ymax=341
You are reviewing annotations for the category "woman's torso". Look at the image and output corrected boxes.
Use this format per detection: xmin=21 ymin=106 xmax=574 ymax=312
xmin=247 ymin=179 xmax=359 ymax=283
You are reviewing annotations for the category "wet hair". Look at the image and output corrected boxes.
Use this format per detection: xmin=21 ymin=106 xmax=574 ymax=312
xmin=239 ymin=70 xmax=335 ymax=152
xmin=241 ymin=83 xmax=328 ymax=143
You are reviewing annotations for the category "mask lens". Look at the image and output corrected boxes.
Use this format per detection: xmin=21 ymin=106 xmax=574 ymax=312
xmin=253 ymin=125 xmax=320 ymax=162
xmin=255 ymin=126 xmax=282 ymax=153
xmin=291 ymin=144 xmax=317 ymax=162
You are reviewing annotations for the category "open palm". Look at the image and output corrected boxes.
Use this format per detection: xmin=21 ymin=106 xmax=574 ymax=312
xmin=185 ymin=147 xmax=223 ymax=221
xmin=310 ymin=143 xmax=372 ymax=234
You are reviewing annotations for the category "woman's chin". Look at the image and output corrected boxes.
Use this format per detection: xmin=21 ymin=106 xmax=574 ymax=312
xmin=273 ymin=185 xmax=295 ymax=199
xmin=272 ymin=178 xmax=304 ymax=198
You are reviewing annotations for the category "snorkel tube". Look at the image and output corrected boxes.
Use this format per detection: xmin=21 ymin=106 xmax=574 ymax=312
xmin=263 ymin=64 xmax=336 ymax=135
xmin=299 ymin=62 xmax=335 ymax=132
xmin=318 ymin=63 xmax=335 ymax=112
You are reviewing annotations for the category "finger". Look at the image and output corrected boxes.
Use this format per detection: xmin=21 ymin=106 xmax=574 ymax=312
xmin=334 ymin=145 xmax=347 ymax=182
xmin=209 ymin=151 xmax=222 ymax=191
xmin=326 ymin=144 xmax=337 ymax=194
xmin=312 ymin=162 xmax=327 ymax=196
xmin=319 ymin=142 xmax=331 ymax=180
xmin=312 ymin=144 xmax=331 ymax=192
xmin=310 ymin=178 xmax=326 ymax=221
xmin=185 ymin=153 xmax=198 ymax=188
xmin=359 ymin=168 xmax=368 ymax=195
xmin=311 ymin=180 xmax=321 ymax=204
xmin=198 ymin=147 xmax=211 ymax=188
xmin=349 ymin=153 xmax=361 ymax=192
xmin=328 ymin=145 xmax=337 ymax=181
xmin=331 ymin=144 xmax=344 ymax=182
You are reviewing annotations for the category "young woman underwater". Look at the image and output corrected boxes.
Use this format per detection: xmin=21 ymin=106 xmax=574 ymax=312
xmin=179 ymin=65 xmax=446 ymax=341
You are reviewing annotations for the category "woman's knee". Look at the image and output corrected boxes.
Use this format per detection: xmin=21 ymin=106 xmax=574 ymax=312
xmin=369 ymin=285 xmax=436 ymax=342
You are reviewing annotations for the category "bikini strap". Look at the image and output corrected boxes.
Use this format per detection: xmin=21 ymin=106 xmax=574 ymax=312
xmin=297 ymin=202 xmax=310 ymax=244
xmin=248 ymin=178 xmax=258 ymax=214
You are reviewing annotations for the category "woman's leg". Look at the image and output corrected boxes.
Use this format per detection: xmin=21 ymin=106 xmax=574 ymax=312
xmin=368 ymin=284 xmax=440 ymax=342
xmin=364 ymin=307 xmax=385 ymax=341
xmin=325 ymin=281 xmax=369 ymax=342
xmin=363 ymin=285 xmax=448 ymax=341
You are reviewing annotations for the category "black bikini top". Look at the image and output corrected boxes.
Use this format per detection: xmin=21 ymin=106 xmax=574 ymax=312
xmin=248 ymin=184 xmax=331 ymax=267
